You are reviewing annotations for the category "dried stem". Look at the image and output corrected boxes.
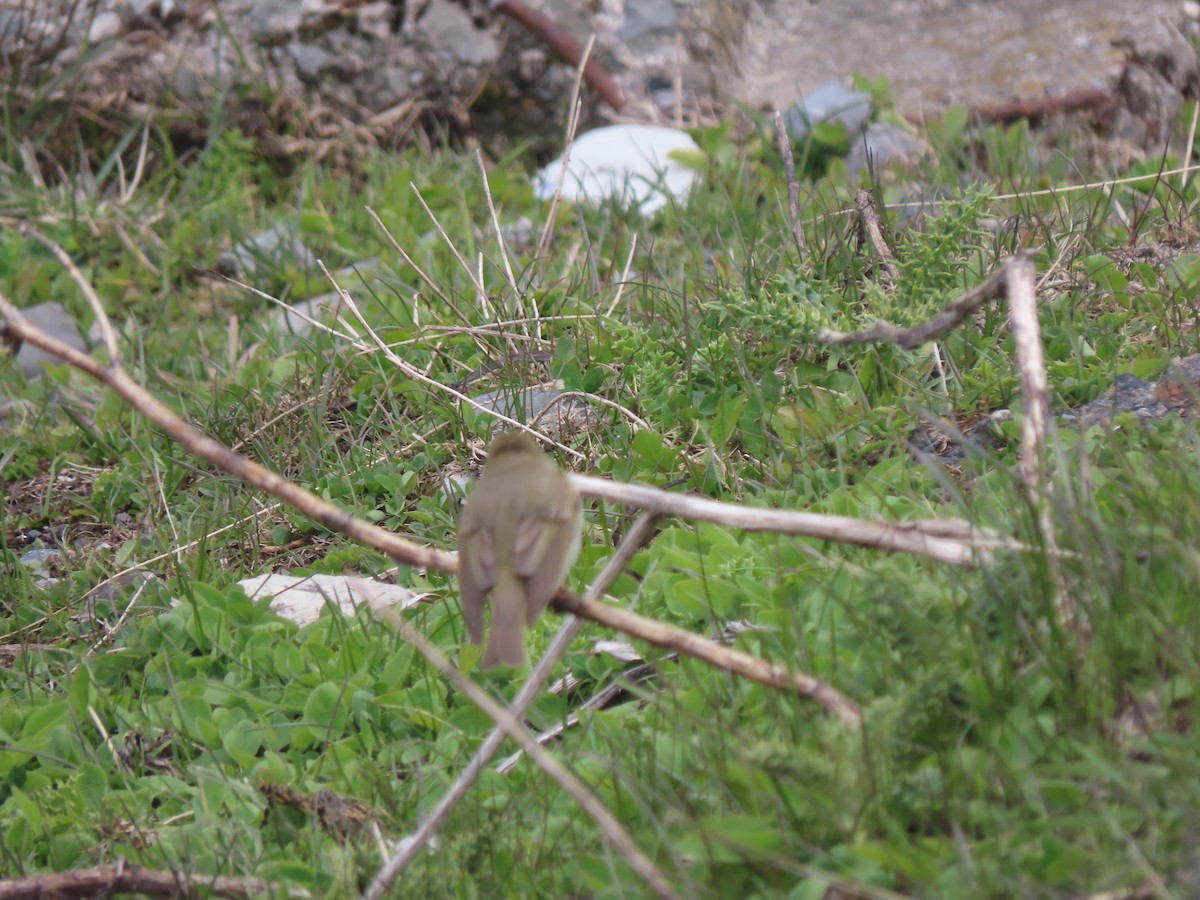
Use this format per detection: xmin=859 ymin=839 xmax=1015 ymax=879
xmin=369 ymin=601 xmax=679 ymax=900
xmin=1006 ymin=256 xmax=1075 ymax=630
xmin=571 ymin=474 xmax=1005 ymax=566
xmin=817 ymin=255 xmax=1018 ymax=348
xmin=368 ymin=512 xmax=665 ymax=894
xmin=0 ymin=860 xmax=302 ymax=900
xmin=855 ymin=188 xmax=900 ymax=282
xmin=772 ymin=111 xmax=805 ymax=249
xmin=551 ymin=589 xmax=863 ymax=727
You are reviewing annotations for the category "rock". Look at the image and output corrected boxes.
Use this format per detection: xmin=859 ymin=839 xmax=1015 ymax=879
xmin=288 ymin=42 xmax=331 ymax=82
xmin=846 ymin=122 xmax=934 ymax=183
xmin=267 ymin=257 xmax=380 ymax=334
xmin=87 ymin=11 xmax=123 ymax=42
xmin=619 ymin=0 xmax=678 ymax=44
xmin=216 ymin=226 xmax=317 ymax=278
xmin=533 ymin=124 xmax=703 ymax=217
xmin=237 ymin=572 xmax=426 ymax=626
xmin=417 ymin=0 xmax=499 ymax=68
xmin=783 ymin=81 xmax=872 ymax=141
xmin=1066 ymin=355 xmax=1200 ymax=427
xmin=1110 ymin=19 xmax=1200 ymax=147
xmin=18 ymin=547 xmax=62 ymax=580
xmin=467 ymin=381 xmax=597 ymax=441
xmin=15 ymin=302 xmax=89 ymax=380
xmin=248 ymin=0 xmax=303 ymax=43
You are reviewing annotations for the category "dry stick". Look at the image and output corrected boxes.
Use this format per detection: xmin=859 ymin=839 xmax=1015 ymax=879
xmin=817 ymin=257 xmax=1016 ymax=349
xmin=370 ymin=604 xmax=679 ymax=900
xmin=551 ymin=589 xmax=863 ymax=727
xmin=572 ymin=474 xmax=1006 ymax=567
xmin=604 ymin=233 xmax=638 ymax=317
xmin=854 ymin=188 xmax=900 ymax=282
xmin=0 ymin=292 xmax=454 ymax=573
xmin=772 ymin=111 xmax=805 ymax=249
xmin=1005 ymin=256 xmax=1075 ymax=631
xmin=368 ymin=512 xmax=666 ymax=896
xmin=0 ymin=861 xmax=300 ymax=900
xmin=499 ymin=621 xmax=790 ymax=775
xmin=1005 ymin=257 xmax=1051 ymax=487
xmin=475 ymin=148 xmax=521 ymax=305
xmin=3 ymin=220 xmax=121 ymax=360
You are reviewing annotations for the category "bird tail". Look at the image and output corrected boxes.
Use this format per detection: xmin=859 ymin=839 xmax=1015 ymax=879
xmin=482 ymin=574 xmax=527 ymax=670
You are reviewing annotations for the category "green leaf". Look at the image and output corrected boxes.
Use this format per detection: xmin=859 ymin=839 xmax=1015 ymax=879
xmin=303 ymin=681 xmax=349 ymax=736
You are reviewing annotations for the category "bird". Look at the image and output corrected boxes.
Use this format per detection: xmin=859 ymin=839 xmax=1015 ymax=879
xmin=457 ymin=430 xmax=583 ymax=669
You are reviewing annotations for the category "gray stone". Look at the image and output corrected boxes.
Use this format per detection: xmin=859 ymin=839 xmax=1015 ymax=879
xmin=216 ymin=226 xmax=317 ymax=277
xmin=267 ymin=258 xmax=381 ymax=334
xmin=288 ymin=41 xmax=331 ymax=81
xmin=19 ymin=547 xmax=62 ymax=573
xmin=619 ymin=0 xmax=678 ymax=43
xmin=417 ymin=0 xmax=499 ymax=67
xmin=87 ymin=11 xmax=123 ymax=42
xmin=846 ymin=122 xmax=934 ymax=182
xmin=14 ymin=302 xmax=89 ymax=380
xmin=470 ymin=384 xmax=571 ymax=421
xmin=783 ymin=82 xmax=872 ymax=141
xmin=248 ymin=0 xmax=302 ymax=42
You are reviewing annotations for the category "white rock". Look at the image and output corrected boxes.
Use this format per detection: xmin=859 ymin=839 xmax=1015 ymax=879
xmin=534 ymin=124 xmax=702 ymax=217
xmin=238 ymin=572 xmax=428 ymax=626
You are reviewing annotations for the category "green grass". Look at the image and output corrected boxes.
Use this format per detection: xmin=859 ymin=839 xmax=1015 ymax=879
xmin=1 ymin=94 xmax=1200 ymax=898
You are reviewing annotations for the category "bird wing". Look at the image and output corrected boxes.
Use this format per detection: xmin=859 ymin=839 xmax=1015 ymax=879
xmin=457 ymin=517 xmax=496 ymax=644
xmin=510 ymin=500 xmax=581 ymax=623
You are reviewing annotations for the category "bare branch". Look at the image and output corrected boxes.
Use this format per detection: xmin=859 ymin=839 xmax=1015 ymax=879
xmin=1006 ymin=256 xmax=1075 ymax=630
xmin=817 ymin=255 xmax=1017 ymax=348
xmin=0 ymin=291 xmax=453 ymax=573
xmin=369 ymin=512 xmax=665 ymax=894
xmin=571 ymin=474 xmax=1004 ymax=566
xmin=369 ymin=603 xmax=680 ymax=900
xmin=552 ymin=589 xmax=863 ymax=727
xmin=855 ymin=188 xmax=900 ymax=282
xmin=491 ymin=0 xmax=625 ymax=110
xmin=2 ymin=219 xmax=121 ymax=361
xmin=0 ymin=860 xmax=303 ymax=900
xmin=772 ymin=111 xmax=805 ymax=249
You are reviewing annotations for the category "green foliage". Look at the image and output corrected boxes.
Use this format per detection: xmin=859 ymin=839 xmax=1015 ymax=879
xmin=2 ymin=79 xmax=1200 ymax=898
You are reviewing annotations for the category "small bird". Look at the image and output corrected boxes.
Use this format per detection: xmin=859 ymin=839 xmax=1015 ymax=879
xmin=457 ymin=430 xmax=583 ymax=669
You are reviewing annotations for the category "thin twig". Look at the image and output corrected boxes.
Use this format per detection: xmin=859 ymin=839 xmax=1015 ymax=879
xmin=369 ymin=602 xmax=679 ymax=900
xmin=314 ymin=260 xmax=586 ymax=461
xmin=604 ymin=234 xmax=638 ymax=317
xmin=0 ymin=291 xmax=454 ymax=573
xmin=534 ymin=35 xmax=591 ymax=271
xmin=0 ymin=861 xmax=303 ymax=900
xmin=1 ymin=220 xmax=120 ymax=361
xmin=772 ymin=111 xmax=805 ymax=249
xmin=475 ymin=148 xmax=521 ymax=307
xmin=571 ymin=474 xmax=1007 ymax=566
xmin=817 ymin=256 xmax=1018 ymax=349
xmin=369 ymin=512 xmax=665 ymax=895
xmin=1006 ymin=257 xmax=1050 ymax=488
xmin=855 ymin=188 xmax=899 ymax=282
xmin=1006 ymin=256 xmax=1075 ymax=631
xmin=551 ymin=589 xmax=863 ymax=727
